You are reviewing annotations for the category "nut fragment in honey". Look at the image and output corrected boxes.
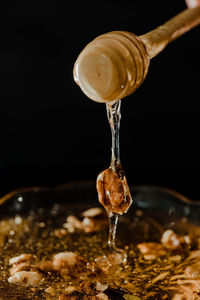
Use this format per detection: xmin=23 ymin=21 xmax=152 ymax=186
xmin=66 ymin=215 xmax=84 ymax=230
xmin=161 ymin=229 xmax=194 ymax=250
xmin=64 ymin=210 xmax=107 ymax=233
xmin=185 ymin=262 xmax=200 ymax=279
xmin=96 ymin=293 xmax=109 ymax=299
xmin=53 ymin=252 xmax=78 ymax=270
xmin=8 ymin=271 xmax=42 ymax=285
xmin=45 ymin=286 xmax=57 ymax=296
xmin=81 ymin=207 xmax=105 ymax=218
xmin=137 ymin=242 xmax=167 ymax=259
xmin=10 ymin=262 xmax=31 ymax=276
xmin=9 ymin=254 xmax=33 ymax=266
xmin=96 ymin=167 xmax=132 ymax=215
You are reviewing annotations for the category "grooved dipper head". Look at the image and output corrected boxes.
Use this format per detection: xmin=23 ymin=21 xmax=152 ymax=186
xmin=73 ymin=31 xmax=150 ymax=103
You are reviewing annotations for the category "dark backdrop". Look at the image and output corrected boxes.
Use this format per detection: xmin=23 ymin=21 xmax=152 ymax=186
xmin=0 ymin=0 xmax=200 ymax=199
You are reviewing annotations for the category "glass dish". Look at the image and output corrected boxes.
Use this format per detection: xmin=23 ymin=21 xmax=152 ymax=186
xmin=0 ymin=181 xmax=200 ymax=299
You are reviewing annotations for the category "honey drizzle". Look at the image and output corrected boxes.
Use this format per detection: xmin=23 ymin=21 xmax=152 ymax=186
xmin=106 ymin=101 xmax=131 ymax=255
xmin=106 ymin=101 xmax=121 ymax=251
xmin=106 ymin=101 xmax=121 ymax=171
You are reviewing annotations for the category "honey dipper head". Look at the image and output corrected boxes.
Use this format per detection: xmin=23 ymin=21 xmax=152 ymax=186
xmin=73 ymin=31 xmax=150 ymax=103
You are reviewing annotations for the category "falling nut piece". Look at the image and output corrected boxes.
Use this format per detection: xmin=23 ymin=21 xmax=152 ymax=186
xmin=96 ymin=167 xmax=132 ymax=215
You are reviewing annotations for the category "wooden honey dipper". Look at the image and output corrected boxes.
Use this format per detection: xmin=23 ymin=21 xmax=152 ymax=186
xmin=73 ymin=6 xmax=200 ymax=103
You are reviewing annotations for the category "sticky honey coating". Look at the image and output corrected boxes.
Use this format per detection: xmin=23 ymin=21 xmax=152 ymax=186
xmin=73 ymin=31 xmax=149 ymax=103
xmin=96 ymin=165 xmax=132 ymax=216
xmin=74 ymin=6 xmax=200 ymax=104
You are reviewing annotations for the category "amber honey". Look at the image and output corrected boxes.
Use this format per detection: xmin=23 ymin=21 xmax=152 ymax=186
xmin=0 ymin=207 xmax=200 ymax=299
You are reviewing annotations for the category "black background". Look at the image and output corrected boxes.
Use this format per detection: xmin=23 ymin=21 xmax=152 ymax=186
xmin=0 ymin=0 xmax=200 ymax=199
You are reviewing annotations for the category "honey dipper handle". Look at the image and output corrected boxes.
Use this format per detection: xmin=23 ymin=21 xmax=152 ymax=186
xmin=74 ymin=6 xmax=200 ymax=103
xmin=140 ymin=6 xmax=200 ymax=58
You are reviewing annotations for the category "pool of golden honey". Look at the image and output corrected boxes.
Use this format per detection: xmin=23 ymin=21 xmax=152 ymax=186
xmin=0 ymin=210 xmax=200 ymax=299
